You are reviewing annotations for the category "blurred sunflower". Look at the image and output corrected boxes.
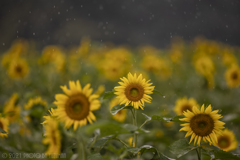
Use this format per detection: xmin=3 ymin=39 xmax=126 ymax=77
xmin=94 ymin=85 xmax=105 ymax=96
xmin=194 ymin=55 xmax=215 ymax=88
xmin=42 ymin=108 xmax=58 ymax=125
xmin=42 ymin=117 xmax=61 ymax=158
xmin=78 ymin=36 xmax=91 ymax=57
xmin=222 ymin=50 xmax=237 ymax=67
xmin=39 ymin=45 xmax=66 ymax=72
xmin=101 ymin=60 xmax=126 ymax=81
xmin=128 ymin=136 xmax=135 ymax=147
xmin=110 ymin=97 xmax=127 ymax=122
xmin=141 ymin=54 xmax=162 ymax=74
xmin=174 ymin=97 xmax=198 ymax=115
xmin=7 ymin=58 xmax=29 ymax=79
xmin=194 ymin=54 xmax=214 ymax=76
xmin=180 ymin=105 xmax=225 ymax=146
xmin=214 ymin=129 xmax=238 ymax=152
xmin=0 ymin=116 xmax=9 ymax=138
xmin=54 ymin=80 xmax=100 ymax=130
xmin=114 ymin=73 xmax=154 ymax=110
xmin=225 ymin=64 xmax=240 ymax=88
xmin=3 ymin=93 xmax=21 ymax=123
xmin=24 ymin=96 xmax=47 ymax=110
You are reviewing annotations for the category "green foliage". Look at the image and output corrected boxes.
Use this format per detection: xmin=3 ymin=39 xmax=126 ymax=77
xmin=0 ymin=127 xmax=7 ymax=134
xmin=141 ymin=113 xmax=185 ymax=128
xmin=153 ymin=89 xmax=165 ymax=97
xmin=127 ymin=145 xmax=175 ymax=160
xmin=169 ymin=139 xmax=198 ymax=158
xmin=211 ymin=150 xmax=240 ymax=160
xmin=103 ymin=91 xmax=115 ymax=99
xmin=110 ymin=105 xmax=133 ymax=115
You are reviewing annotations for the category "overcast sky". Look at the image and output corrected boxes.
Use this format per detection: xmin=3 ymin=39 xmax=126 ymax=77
xmin=0 ymin=0 xmax=240 ymax=50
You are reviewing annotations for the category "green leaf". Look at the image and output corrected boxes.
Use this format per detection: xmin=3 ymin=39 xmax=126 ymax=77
xmin=142 ymin=113 xmax=151 ymax=120
xmin=169 ymin=139 xmax=198 ymax=158
xmin=92 ymin=135 xmax=116 ymax=149
xmin=151 ymin=115 xmax=172 ymax=122
xmin=171 ymin=115 xmax=185 ymax=123
xmin=110 ymin=105 xmax=133 ymax=115
xmin=201 ymin=143 xmax=220 ymax=152
xmin=103 ymin=91 xmax=115 ymax=99
xmin=88 ymin=153 xmax=104 ymax=160
xmin=85 ymin=121 xmax=130 ymax=137
xmin=0 ymin=127 xmax=7 ymax=134
xmin=153 ymin=89 xmax=164 ymax=96
xmin=127 ymin=145 xmax=175 ymax=160
xmin=212 ymin=150 xmax=240 ymax=160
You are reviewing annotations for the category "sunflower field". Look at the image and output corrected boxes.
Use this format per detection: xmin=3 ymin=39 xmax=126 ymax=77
xmin=0 ymin=36 xmax=240 ymax=160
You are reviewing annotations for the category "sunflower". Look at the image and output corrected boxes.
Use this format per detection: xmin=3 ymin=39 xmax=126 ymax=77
xmin=114 ymin=73 xmax=155 ymax=110
xmin=225 ymin=64 xmax=240 ymax=88
xmin=0 ymin=116 xmax=9 ymax=138
xmin=53 ymin=80 xmax=100 ymax=130
xmin=214 ymin=129 xmax=238 ymax=152
xmin=42 ymin=117 xmax=61 ymax=158
xmin=110 ymin=97 xmax=127 ymax=122
xmin=24 ymin=96 xmax=47 ymax=110
xmin=94 ymin=85 xmax=105 ymax=96
xmin=42 ymin=108 xmax=58 ymax=125
xmin=3 ymin=93 xmax=21 ymax=123
xmin=179 ymin=104 xmax=225 ymax=146
xmin=7 ymin=58 xmax=29 ymax=79
xmin=194 ymin=55 xmax=214 ymax=77
xmin=174 ymin=97 xmax=198 ymax=115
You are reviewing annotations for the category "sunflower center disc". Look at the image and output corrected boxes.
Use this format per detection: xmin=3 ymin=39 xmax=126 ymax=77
xmin=125 ymin=84 xmax=144 ymax=102
xmin=65 ymin=94 xmax=90 ymax=120
xmin=218 ymin=137 xmax=230 ymax=148
xmin=130 ymin=88 xmax=139 ymax=97
xmin=232 ymin=72 xmax=238 ymax=80
xmin=190 ymin=114 xmax=214 ymax=137
xmin=181 ymin=105 xmax=192 ymax=113
xmin=15 ymin=65 xmax=22 ymax=73
xmin=72 ymin=103 xmax=82 ymax=113
xmin=0 ymin=122 xmax=3 ymax=129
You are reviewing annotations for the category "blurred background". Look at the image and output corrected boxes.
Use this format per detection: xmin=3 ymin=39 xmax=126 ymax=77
xmin=0 ymin=0 xmax=240 ymax=50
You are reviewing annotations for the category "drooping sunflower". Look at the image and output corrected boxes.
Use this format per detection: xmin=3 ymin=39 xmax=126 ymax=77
xmin=3 ymin=93 xmax=21 ymax=123
xmin=42 ymin=117 xmax=61 ymax=158
xmin=42 ymin=108 xmax=58 ymax=125
xmin=114 ymin=73 xmax=155 ymax=110
xmin=110 ymin=97 xmax=127 ymax=122
xmin=225 ymin=64 xmax=240 ymax=88
xmin=180 ymin=104 xmax=225 ymax=146
xmin=7 ymin=58 xmax=29 ymax=79
xmin=24 ymin=96 xmax=47 ymax=110
xmin=54 ymin=80 xmax=100 ymax=130
xmin=214 ymin=129 xmax=238 ymax=152
xmin=174 ymin=97 xmax=199 ymax=115
xmin=0 ymin=116 xmax=9 ymax=138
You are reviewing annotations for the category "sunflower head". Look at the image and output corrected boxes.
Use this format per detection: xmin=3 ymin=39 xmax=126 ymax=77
xmin=7 ymin=58 xmax=29 ymax=79
xmin=225 ymin=64 xmax=240 ymax=88
xmin=214 ymin=129 xmax=238 ymax=152
xmin=114 ymin=73 xmax=155 ymax=110
xmin=53 ymin=80 xmax=100 ymax=130
xmin=174 ymin=97 xmax=198 ymax=115
xmin=42 ymin=118 xmax=61 ymax=157
xmin=110 ymin=97 xmax=127 ymax=122
xmin=180 ymin=104 xmax=225 ymax=146
xmin=24 ymin=96 xmax=47 ymax=110
xmin=0 ymin=116 xmax=9 ymax=138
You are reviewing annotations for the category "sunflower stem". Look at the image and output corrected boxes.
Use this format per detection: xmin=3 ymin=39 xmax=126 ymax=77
xmin=133 ymin=109 xmax=138 ymax=148
xmin=196 ymin=147 xmax=201 ymax=160
xmin=115 ymin=137 xmax=129 ymax=148
xmin=77 ymin=130 xmax=87 ymax=160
